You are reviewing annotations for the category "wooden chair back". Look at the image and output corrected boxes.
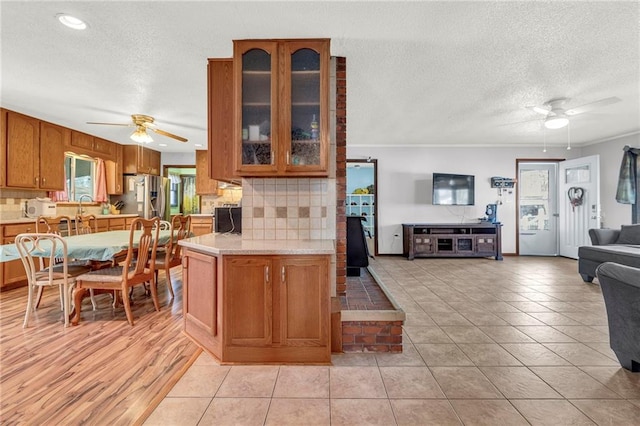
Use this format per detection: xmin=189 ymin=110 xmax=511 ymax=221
xmin=36 ymin=216 xmax=72 ymax=236
xmin=75 ymin=214 xmax=98 ymax=235
xmin=168 ymin=215 xmax=191 ymax=262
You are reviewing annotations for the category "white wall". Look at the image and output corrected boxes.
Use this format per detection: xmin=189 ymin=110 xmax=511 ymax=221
xmin=161 ymin=152 xmax=196 ymax=168
xmin=347 ymin=145 xmax=588 ymax=254
xmin=582 ymin=133 xmax=640 ymax=229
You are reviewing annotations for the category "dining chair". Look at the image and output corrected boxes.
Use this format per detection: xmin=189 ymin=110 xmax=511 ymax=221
xmin=16 ymin=233 xmax=87 ymax=327
xmin=75 ymin=214 xmax=98 ymax=235
xmin=153 ymin=215 xmax=191 ymax=298
xmin=36 ymin=215 xmax=73 ymax=236
xmin=71 ymin=217 xmax=161 ymax=326
xmin=156 ymin=220 xmax=172 ymax=230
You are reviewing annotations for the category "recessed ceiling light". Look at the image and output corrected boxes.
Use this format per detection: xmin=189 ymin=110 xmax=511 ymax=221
xmin=56 ymin=13 xmax=87 ymax=30
xmin=158 ymin=143 xmax=168 ymax=147
xmin=194 ymin=144 xmax=203 ymax=147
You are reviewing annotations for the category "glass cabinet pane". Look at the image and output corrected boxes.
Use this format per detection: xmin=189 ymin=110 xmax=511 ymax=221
xmin=241 ymin=48 xmax=272 ymax=165
xmin=290 ymin=48 xmax=320 ymax=166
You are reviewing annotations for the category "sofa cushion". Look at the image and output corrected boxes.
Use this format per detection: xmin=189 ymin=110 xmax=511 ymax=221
xmin=616 ymin=224 xmax=640 ymax=245
xmin=578 ymin=245 xmax=640 ymax=268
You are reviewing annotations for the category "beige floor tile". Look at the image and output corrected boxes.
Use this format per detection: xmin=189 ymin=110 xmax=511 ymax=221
xmin=416 ymin=301 xmax=456 ymax=313
xmin=215 ymin=366 xmax=279 ymax=398
xmin=403 ymin=325 xmax=453 ymax=343
xmin=458 ymin=343 xmax=522 ymax=366
xmin=329 ymin=366 xmax=387 ymax=398
xmin=516 ymin=325 xmax=576 ymax=343
xmin=430 ymin=312 xmax=474 ymax=326
xmin=518 ymin=292 xmax=560 ymax=302
xmin=571 ymin=399 xmax=640 ymax=425
xmin=192 ymin=350 xmax=220 ymax=366
xmin=543 ymin=343 xmax=619 ymax=366
xmin=430 ymin=367 xmax=503 ymax=399
xmin=551 ymin=325 xmax=609 ymax=342
xmin=414 ymin=343 xmax=474 ymax=366
xmin=460 ymin=311 xmax=510 ymax=326
xmin=273 ymin=366 xmax=329 ymax=398
xmin=495 ymin=312 xmax=547 ymax=326
xmin=529 ymin=366 xmax=622 ymax=399
xmin=143 ymin=397 xmax=211 ymax=426
xmin=501 ymin=343 xmax=571 ymax=366
xmin=167 ymin=365 xmax=230 ymax=397
xmin=390 ymin=399 xmax=462 ymax=426
xmin=630 ymin=399 xmax=640 ymax=408
xmin=478 ymin=326 xmax=535 ymax=343
xmin=450 ymin=399 xmax=528 ymax=426
xmin=375 ymin=343 xmax=426 ymax=366
xmin=403 ymin=311 xmax=438 ymax=326
xmin=199 ymin=398 xmax=270 ymax=426
xmin=440 ymin=326 xmax=494 ymax=343
xmin=583 ymin=342 xmax=617 ymax=359
xmin=480 ymin=366 xmax=561 ymax=398
xmin=510 ymin=399 xmax=596 ymax=425
xmin=379 ymin=366 xmax=445 ymax=398
xmin=506 ymin=300 xmax=554 ymax=312
xmin=330 ymin=352 xmax=378 ymax=366
xmin=537 ymin=301 xmax=584 ymax=312
xmin=562 ymin=312 xmax=608 ymax=326
xmin=580 ymin=366 xmax=640 ymax=398
xmin=265 ymin=398 xmax=330 ymax=425
xmin=330 ymin=398 xmax=395 ymax=425
xmin=527 ymin=312 xmax=584 ymax=326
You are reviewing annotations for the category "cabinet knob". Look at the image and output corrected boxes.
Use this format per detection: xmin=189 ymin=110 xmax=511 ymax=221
xmin=281 ymin=266 xmax=285 ymax=283
xmin=265 ymin=266 xmax=270 ymax=283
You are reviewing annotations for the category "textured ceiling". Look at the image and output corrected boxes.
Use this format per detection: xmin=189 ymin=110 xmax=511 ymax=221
xmin=1 ymin=1 xmax=638 ymax=153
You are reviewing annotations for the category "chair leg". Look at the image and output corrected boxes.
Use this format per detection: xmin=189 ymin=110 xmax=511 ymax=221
xmin=122 ymin=287 xmax=135 ymax=326
xmin=71 ymin=287 xmax=87 ymax=326
xmin=62 ymin=283 xmax=70 ymax=327
xmin=34 ymin=286 xmax=44 ymax=309
xmin=165 ymin=267 xmax=174 ymax=299
xmin=23 ymin=284 xmax=36 ymax=328
xmin=150 ymin=276 xmax=161 ymax=312
xmin=89 ymin=289 xmax=98 ymax=310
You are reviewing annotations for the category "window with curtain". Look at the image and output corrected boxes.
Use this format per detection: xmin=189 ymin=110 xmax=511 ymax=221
xmin=64 ymin=154 xmax=95 ymax=201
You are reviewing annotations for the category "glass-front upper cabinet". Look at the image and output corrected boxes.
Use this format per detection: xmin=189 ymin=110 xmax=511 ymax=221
xmin=234 ymin=39 xmax=329 ymax=177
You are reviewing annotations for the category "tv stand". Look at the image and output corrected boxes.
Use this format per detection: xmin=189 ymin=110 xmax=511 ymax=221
xmin=402 ymin=223 xmax=502 ymax=260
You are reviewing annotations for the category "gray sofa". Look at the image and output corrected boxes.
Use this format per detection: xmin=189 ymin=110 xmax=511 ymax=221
xmin=578 ymin=225 xmax=640 ymax=282
xmin=596 ymin=262 xmax=640 ymax=372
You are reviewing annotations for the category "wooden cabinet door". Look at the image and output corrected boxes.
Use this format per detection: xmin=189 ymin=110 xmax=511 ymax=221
xmin=93 ymin=137 xmax=116 ymax=159
xmin=224 ymin=256 xmax=272 ymax=346
xmin=277 ymin=256 xmax=329 ymax=347
xmin=148 ymin=148 xmax=161 ymax=175
xmin=208 ymin=59 xmax=237 ymax=182
xmin=39 ymin=121 xmax=67 ymax=190
xmin=4 ymin=111 xmax=39 ymax=189
xmin=70 ymin=130 xmax=94 ymax=151
xmin=195 ymin=150 xmax=218 ymax=194
xmin=191 ymin=217 xmax=213 ymax=236
xmin=2 ymin=223 xmax=38 ymax=288
xmin=106 ymin=143 xmax=123 ymax=194
xmin=183 ymin=249 xmax=221 ymax=358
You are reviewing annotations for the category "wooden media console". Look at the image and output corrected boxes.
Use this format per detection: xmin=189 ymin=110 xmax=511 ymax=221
xmin=402 ymin=223 xmax=502 ymax=260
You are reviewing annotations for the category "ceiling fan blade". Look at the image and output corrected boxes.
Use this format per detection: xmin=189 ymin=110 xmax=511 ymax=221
xmin=499 ymin=117 xmax=543 ymax=127
xmin=526 ymin=105 xmax=551 ymax=115
xmin=151 ymin=128 xmax=188 ymax=142
xmin=86 ymin=121 xmax=133 ymax=127
xmin=565 ymin=96 xmax=621 ymax=116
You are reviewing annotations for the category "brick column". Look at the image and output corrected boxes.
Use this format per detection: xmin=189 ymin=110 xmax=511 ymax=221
xmin=335 ymin=57 xmax=347 ymax=295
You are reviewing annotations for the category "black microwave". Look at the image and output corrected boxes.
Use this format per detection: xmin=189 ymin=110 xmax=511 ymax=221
xmin=214 ymin=207 xmax=242 ymax=234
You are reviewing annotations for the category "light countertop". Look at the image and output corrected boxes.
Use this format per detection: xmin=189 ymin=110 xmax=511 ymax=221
xmin=179 ymin=233 xmax=335 ymax=255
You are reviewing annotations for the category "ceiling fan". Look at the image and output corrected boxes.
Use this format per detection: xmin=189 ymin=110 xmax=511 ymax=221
xmin=525 ymin=96 xmax=621 ymax=130
xmin=87 ymin=114 xmax=188 ymax=143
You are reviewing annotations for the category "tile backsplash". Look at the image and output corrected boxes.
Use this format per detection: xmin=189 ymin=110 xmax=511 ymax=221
xmin=241 ymin=178 xmax=336 ymax=240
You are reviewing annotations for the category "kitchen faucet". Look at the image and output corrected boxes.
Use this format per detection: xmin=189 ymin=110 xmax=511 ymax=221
xmin=77 ymin=194 xmax=94 ymax=214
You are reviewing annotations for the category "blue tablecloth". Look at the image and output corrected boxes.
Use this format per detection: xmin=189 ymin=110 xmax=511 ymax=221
xmin=0 ymin=230 xmax=173 ymax=263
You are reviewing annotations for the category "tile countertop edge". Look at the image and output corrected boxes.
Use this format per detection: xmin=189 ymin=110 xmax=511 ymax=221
xmin=0 ymin=214 xmax=140 ymax=225
xmin=179 ymin=233 xmax=336 ymax=255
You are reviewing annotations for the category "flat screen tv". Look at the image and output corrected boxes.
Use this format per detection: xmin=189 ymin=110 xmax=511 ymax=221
xmin=432 ymin=173 xmax=475 ymax=206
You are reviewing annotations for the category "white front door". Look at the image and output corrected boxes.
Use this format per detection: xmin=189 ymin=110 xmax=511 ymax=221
xmin=559 ymin=155 xmax=601 ymax=259
xmin=519 ymin=162 xmax=559 ymax=255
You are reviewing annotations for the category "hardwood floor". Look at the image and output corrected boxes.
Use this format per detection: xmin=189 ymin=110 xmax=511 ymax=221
xmin=0 ymin=267 xmax=199 ymax=425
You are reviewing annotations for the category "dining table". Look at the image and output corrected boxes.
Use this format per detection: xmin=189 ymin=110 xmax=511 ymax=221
xmin=0 ymin=230 xmax=174 ymax=263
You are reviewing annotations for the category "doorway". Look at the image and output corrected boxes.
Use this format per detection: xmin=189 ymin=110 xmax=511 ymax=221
xmin=346 ymin=159 xmax=378 ymax=255
xmin=164 ymin=166 xmax=200 ymax=216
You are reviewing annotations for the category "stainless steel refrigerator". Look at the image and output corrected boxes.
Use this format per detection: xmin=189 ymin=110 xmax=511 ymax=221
xmin=111 ymin=174 xmax=169 ymax=219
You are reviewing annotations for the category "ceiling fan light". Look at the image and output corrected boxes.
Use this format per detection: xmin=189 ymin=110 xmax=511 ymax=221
xmin=532 ymin=106 xmax=550 ymax=115
xmin=544 ymin=115 xmax=569 ymax=130
xmin=130 ymin=127 xmax=153 ymax=143
xmin=56 ymin=14 xmax=87 ymax=30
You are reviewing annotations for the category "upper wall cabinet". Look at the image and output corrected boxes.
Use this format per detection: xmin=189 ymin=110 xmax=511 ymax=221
xmin=123 ymin=145 xmax=161 ymax=175
xmin=208 ymin=59 xmax=238 ymax=183
xmin=0 ymin=110 xmax=65 ymax=190
xmin=68 ymin=131 xmax=117 ymax=161
xmin=233 ymin=39 xmax=330 ymax=177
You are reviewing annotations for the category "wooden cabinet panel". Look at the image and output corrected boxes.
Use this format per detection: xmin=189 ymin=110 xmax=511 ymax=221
xmin=1 ymin=222 xmax=38 ymax=289
xmin=94 ymin=137 xmax=116 ymax=159
xmin=195 ymin=150 xmax=219 ymax=195
xmin=106 ymin=143 xmax=123 ymax=194
xmin=4 ymin=111 xmax=39 ymax=189
xmin=39 ymin=121 xmax=67 ymax=190
xmin=208 ymin=59 xmax=237 ymax=182
xmin=96 ymin=218 xmax=109 ymax=232
xmin=191 ymin=216 xmax=213 ymax=236
xmin=123 ymin=145 xmax=161 ymax=175
xmin=70 ymin=131 xmax=94 ymax=151
xmin=108 ymin=218 xmax=126 ymax=230
xmin=183 ymin=249 xmax=222 ymax=358
xmin=225 ymin=256 xmax=272 ymax=346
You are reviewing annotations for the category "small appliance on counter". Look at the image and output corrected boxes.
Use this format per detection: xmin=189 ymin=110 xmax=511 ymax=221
xmin=26 ymin=197 xmax=57 ymax=218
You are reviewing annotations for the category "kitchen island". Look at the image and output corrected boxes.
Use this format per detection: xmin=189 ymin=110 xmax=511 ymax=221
xmin=179 ymin=233 xmax=334 ymax=364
